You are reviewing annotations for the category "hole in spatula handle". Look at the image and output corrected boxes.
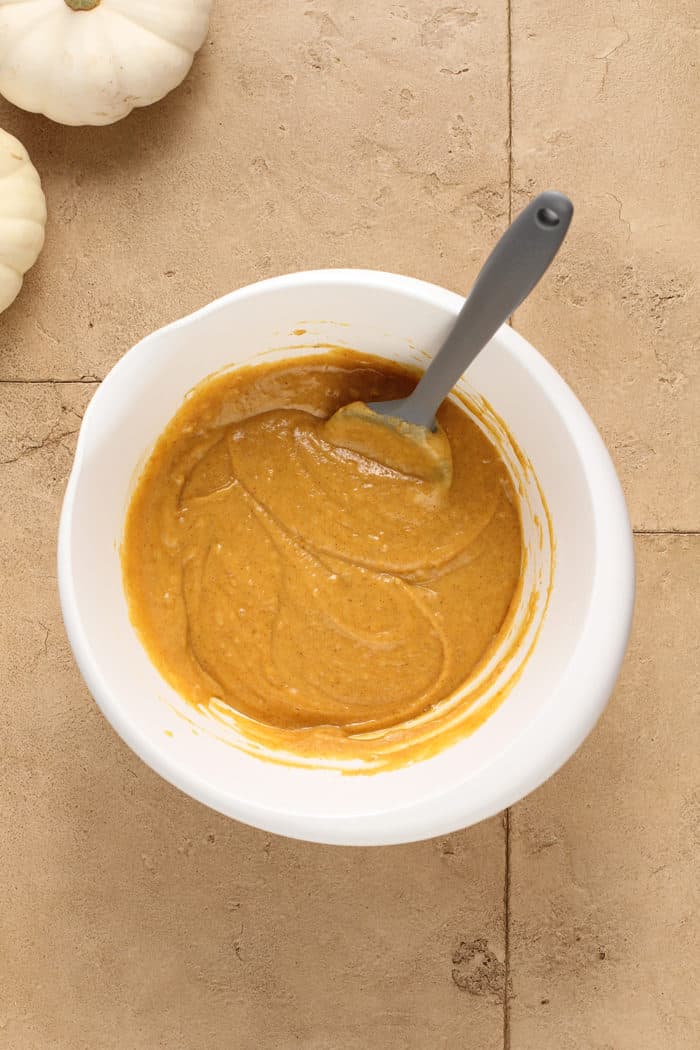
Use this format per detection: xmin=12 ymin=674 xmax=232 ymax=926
xmin=536 ymin=206 xmax=561 ymax=228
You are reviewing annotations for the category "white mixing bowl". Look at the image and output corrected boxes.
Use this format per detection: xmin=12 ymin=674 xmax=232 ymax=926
xmin=58 ymin=270 xmax=635 ymax=845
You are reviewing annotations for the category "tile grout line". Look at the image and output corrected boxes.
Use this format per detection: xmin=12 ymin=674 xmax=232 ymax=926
xmin=503 ymin=808 xmax=512 ymax=1050
xmin=634 ymin=529 xmax=700 ymax=536
xmin=504 ymin=3 xmax=513 ymax=1049
xmin=0 ymin=378 xmax=101 ymax=385
xmin=506 ymin=0 xmax=513 ymax=226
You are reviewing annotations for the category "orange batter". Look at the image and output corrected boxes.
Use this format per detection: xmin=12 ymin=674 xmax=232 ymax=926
xmin=121 ymin=351 xmax=522 ymax=747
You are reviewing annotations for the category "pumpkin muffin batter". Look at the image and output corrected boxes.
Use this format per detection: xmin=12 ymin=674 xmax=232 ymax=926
xmin=122 ymin=351 xmax=522 ymax=742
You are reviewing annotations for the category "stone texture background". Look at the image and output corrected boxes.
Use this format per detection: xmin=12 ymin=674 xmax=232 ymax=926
xmin=0 ymin=2 xmax=697 ymax=1048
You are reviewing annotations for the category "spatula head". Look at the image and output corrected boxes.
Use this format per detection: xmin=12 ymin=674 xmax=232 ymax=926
xmin=323 ymin=401 xmax=453 ymax=486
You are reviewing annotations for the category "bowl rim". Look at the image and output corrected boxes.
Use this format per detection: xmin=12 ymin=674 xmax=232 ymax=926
xmin=58 ymin=268 xmax=635 ymax=845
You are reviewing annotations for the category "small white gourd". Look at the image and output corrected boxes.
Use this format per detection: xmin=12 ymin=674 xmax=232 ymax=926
xmin=0 ymin=129 xmax=47 ymax=314
xmin=0 ymin=0 xmax=213 ymax=127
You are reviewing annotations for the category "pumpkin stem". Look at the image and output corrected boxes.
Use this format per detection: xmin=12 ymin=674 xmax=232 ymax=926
xmin=64 ymin=0 xmax=101 ymax=10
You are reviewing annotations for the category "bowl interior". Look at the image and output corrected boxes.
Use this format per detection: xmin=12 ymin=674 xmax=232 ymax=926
xmin=60 ymin=271 xmax=628 ymax=844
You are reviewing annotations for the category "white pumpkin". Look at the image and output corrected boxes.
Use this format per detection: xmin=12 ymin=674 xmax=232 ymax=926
xmin=0 ymin=129 xmax=46 ymax=314
xmin=0 ymin=0 xmax=213 ymax=127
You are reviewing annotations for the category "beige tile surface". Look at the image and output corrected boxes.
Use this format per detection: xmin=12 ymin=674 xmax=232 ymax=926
xmin=511 ymin=0 xmax=698 ymax=529
xmin=507 ymin=4 xmax=699 ymax=1046
xmin=0 ymin=0 xmax=509 ymax=382
xmin=0 ymin=383 xmax=507 ymax=1049
xmin=0 ymin=4 xmax=512 ymax=1048
xmin=509 ymin=536 xmax=700 ymax=1050
xmin=507 ymin=5 xmax=700 ymax=1047
xmin=0 ymin=2 xmax=697 ymax=1049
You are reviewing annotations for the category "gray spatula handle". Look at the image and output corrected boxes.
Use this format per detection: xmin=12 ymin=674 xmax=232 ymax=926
xmin=401 ymin=190 xmax=573 ymax=428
